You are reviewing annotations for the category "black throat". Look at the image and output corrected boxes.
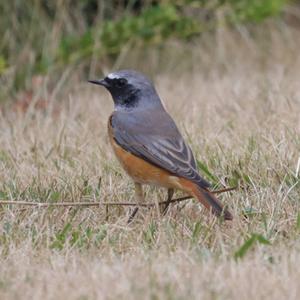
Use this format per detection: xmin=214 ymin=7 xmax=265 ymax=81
xmin=110 ymin=88 xmax=140 ymax=109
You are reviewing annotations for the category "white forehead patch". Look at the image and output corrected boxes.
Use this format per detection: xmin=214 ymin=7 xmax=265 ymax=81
xmin=107 ymin=73 xmax=120 ymax=79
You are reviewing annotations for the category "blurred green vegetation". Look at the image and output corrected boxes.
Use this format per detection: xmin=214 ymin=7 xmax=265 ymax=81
xmin=0 ymin=0 xmax=293 ymax=101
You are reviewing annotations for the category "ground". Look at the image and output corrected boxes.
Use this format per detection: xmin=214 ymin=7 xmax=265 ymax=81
xmin=0 ymin=26 xmax=300 ymax=299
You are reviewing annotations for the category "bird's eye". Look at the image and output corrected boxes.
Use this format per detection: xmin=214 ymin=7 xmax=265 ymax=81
xmin=115 ymin=78 xmax=127 ymax=88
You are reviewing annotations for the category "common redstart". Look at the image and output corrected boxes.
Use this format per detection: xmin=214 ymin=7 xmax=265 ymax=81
xmin=88 ymin=70 xmax=232 ymax=220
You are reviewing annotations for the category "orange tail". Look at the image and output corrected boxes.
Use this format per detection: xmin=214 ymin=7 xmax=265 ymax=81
xmin=190 ymin=183 xmax=233 ymax=220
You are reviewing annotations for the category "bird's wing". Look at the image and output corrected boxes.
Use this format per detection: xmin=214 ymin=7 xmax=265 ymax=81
xmin=110 ymin=111 xmax=211 ymax=189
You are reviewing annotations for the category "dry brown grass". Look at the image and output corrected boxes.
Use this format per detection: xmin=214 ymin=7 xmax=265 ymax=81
xmin=0 ymin=24 xmax=300 ymax=300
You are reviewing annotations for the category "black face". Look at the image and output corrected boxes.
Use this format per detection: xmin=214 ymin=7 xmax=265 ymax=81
xmin=105 ymin=77 xmax=128 ymax=89
xmin=89 ymin=69 xmax=163 ymax=110
xmin=88 ymin=76 xmax=139 ymax=108
xmin=88 ymin=76 xmax=128 ymax=89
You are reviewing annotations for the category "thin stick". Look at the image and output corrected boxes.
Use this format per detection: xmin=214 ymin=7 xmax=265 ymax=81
xmin=0 ymin=200 xmax=150 ymax=207
xmin=0 ymin=186 xmax=236 ymax=208
xmin=212 ymin=186 xmax=237 ymax=194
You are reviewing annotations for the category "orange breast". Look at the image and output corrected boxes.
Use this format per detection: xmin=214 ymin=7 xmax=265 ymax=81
xmin=108 ymin=116 xmax=186 ymax=190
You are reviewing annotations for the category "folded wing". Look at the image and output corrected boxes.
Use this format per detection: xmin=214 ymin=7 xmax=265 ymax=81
xmin=110 ymin=111 xmax=211 ymax=189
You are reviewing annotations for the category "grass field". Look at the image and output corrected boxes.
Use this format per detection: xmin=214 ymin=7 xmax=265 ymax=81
xmin=0 ymin=25 xmax=300 ymax=299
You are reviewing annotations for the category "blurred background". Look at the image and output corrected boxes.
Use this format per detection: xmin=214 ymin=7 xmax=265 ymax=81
xmin=1 ymin=4 xmax=300 ymax=297
xmin=0 ymin=0 xmax=299 ymax=107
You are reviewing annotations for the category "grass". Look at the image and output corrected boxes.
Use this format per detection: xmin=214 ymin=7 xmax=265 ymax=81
xmin=0 ymin=24 xmax=300 ymax=299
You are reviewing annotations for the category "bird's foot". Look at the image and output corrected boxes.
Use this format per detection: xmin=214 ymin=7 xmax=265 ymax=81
xmin=161 ymin=188 xmax=174 ymax=215
xmin=127 ymin=206 xmax=139 ymax=224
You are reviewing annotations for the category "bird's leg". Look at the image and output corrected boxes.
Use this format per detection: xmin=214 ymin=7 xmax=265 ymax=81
xmin=161 ymin=188 xmax=174 ymax=215
xmin=127 ymin=182 xmax=144 ymax=224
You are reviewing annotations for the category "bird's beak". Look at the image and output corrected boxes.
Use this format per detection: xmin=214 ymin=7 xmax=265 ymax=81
xmin=88 ymin=78 xmax=109 ymax=87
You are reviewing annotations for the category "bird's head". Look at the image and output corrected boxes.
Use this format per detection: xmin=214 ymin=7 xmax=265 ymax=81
xmin=88 ymin=70 xmax=162 ymax=110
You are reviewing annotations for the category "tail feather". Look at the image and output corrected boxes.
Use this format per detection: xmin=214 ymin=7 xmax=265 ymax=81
xmin=191 ymin=184 xmax=233 ymax=220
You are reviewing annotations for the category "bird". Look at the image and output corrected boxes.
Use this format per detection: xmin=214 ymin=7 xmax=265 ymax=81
xmin=88 ymin=70 xmax=233 ymax=221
